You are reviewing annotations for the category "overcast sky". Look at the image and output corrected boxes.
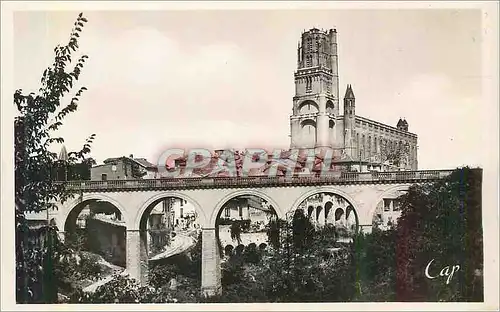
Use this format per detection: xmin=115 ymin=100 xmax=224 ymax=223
xmin=13 ymin=8 xmax=486 ymax=170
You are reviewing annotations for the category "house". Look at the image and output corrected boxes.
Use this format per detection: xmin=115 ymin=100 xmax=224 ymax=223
xmin=90 ymin=154 xmax=158 ymax=180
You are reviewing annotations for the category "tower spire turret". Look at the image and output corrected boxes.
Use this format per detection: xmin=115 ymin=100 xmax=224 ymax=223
xmin=343 ymin=84 xmax=356 ymax=158
xmin=59 ymin=144 xmax=69 ymax=162
xmin=344 ymin=84 xmax=355 ymax=99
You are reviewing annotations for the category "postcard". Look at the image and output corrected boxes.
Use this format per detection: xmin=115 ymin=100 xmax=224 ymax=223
xmin=2 ymin=1 xmax=498 ymax=311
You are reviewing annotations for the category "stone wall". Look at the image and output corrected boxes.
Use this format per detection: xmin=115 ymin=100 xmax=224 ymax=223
xmin=86 ymin=217 xmax=127 ymax=267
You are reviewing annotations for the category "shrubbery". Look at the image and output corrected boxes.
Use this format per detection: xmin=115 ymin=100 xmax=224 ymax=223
xmin=354 ymin=167 xmax=483 ymax=302
xmin=70 ymin=274 xmax=177 ymax=303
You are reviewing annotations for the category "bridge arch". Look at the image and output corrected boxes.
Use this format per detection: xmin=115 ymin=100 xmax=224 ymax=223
xmin=209 ymin=189 xmax=284 ymax=227
xmin=134 ymin=191 xmax=208 ymax=230
xmin=60 ymin=193 xmax=130 ymax=232
xmin=289 ymin=187 xmax=362 ymax=233
xmin=289 ymin=187 xmax=360 ymax=217
xmin=367 ymin=184 xmax=410 ymax=225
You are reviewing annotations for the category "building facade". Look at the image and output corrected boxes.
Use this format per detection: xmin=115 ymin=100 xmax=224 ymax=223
xmin=220 ymin=196 xmax=271 ymax=223
xmin=90 ymin=155 xmax=158 ymax=181
xmin=289 ymin=28 xmax=418 ymax=171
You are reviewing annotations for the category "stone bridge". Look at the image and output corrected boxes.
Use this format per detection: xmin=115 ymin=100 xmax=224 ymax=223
xmin=50 ymin=169 xmax=453 ymax=296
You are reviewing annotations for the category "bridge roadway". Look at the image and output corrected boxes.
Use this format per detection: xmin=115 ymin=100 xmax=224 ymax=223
xmin=51 ymin=169 xmax=453 ymax=296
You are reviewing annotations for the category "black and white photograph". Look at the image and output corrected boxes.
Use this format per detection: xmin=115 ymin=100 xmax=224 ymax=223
xmin=1 ymin=1 xmax=498 ymax=310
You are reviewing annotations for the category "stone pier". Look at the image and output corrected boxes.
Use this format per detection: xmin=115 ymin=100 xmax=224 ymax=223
xmin=126 ymin=230 xmax=141 ymax=282
xmin=201 ymin=228 xmax=222 ymax=296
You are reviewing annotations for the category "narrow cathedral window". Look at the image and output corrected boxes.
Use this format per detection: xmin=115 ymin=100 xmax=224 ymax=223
xmin=306 ymin=77 xmax=312 ymax=91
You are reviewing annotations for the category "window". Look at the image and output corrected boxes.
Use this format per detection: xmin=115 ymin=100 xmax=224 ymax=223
xmin=383 ymin=199 xmax=391 ymax=211
xmin=306 ymin=55 xmax=312 ymax=67
xmin=239 ymin=206 xmax=243 ymax=217
xmin=180 ymin=208 xmax=184 ymax=218
xmin=306 ymin=77 xmax=312 ymax=91
xmin=101 ymin=173 xmax=107 ymax=181
xmin=361 ymin=135 xmax=366 ymax=157
xmin=225 ymin=207 xmax=230 ymax=218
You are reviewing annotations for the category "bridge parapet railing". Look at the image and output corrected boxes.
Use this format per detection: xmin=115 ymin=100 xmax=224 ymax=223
xmin=63 ymin=169 xmax=455 ymax=191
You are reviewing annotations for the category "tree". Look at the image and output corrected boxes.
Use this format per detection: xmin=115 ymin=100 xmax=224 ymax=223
xmin=230 ymin=221 xmax=242 ymax=245
xmin=380 ymin=142 xmax=411 ymax=168
xmin=394 ymin=167 xmax=483 ymax=302
xmin=15 ymin=12 xmax=95 ymax=303
xmin=266 ymin=218 xmax=283 ymax=250
xmin=291 ymin=209 xmax=315 ymax=251
xmin=351 ymin=167 xmax=483 ymax=302
xmin=352 ymin=229 xmax=397 ymax=301
xmin=253 ymin=219 xmax=357 ymax=303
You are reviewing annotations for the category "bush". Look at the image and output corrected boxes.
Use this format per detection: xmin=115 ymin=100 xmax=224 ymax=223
xmin=243 ymin=243 xmax=260 ymax=264
xmin=70 ymin=275 xmax=169 ymax=303
xmin=221 ymin=258 xmax=245 ymax=286
xmin=148 ymin=263 xmax=179 ymax=289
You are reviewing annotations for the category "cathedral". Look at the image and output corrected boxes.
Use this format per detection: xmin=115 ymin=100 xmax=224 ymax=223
xmin=289 ymin=28 xmax=418 ymax=171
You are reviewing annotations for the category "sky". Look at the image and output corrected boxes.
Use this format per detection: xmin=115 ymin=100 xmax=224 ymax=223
xmin=12 ymin=8 xmax=488 ymax=170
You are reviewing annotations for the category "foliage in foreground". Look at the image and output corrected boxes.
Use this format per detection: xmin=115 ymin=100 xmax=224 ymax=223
xmin=15 ymin=12 xmax=96 ymax=304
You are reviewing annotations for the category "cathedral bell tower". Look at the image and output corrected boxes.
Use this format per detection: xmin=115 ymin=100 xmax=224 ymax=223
xmin=290 ymin=28 xmax=340 ymax=149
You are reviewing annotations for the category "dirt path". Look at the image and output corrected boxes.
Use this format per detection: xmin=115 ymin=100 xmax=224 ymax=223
xmin=82 ymin=255 xmax=125 ymax=293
